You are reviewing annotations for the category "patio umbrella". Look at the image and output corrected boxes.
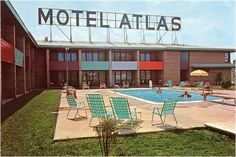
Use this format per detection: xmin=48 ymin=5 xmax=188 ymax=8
xmin=190 ymin=69 xmax=208 ymax=76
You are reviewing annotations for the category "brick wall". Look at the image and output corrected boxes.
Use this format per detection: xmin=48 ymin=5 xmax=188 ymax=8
xmin=189 ymin=51 xmax=229 ymax=85
xmin=163 ymin=51 xmax=180 ymax=85
xmin=189 ymin=51 xmax=225 ymax=64
xmin=190 ymin=68 xmax=231 ymax=85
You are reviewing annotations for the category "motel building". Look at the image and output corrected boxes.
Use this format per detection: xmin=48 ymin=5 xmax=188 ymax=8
xmin=1 ymin=1 xmax=235 ymax=104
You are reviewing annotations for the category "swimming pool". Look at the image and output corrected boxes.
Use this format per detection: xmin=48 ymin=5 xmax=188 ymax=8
xmin=114 ymin=88 xmax=221 ymax=103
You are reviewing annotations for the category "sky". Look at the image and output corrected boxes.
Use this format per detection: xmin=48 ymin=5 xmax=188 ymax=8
xmin=10 ymin=0 xmax=236 ymax=61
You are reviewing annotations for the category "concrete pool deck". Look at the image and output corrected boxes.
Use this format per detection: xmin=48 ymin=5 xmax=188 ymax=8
xmin=53 ymin=88 xmax=235 ymax=141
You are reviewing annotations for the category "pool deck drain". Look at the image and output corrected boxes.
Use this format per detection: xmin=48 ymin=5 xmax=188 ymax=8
xmin=54 ymin=88 xmax=235 ymax=141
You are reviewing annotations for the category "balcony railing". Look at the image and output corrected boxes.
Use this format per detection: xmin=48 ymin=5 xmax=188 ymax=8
xmin=139 ymin=61 xmax=164 ymax=70
xmin=50 ymin=61 xmax=79 ymax=70
xmin=1 ymin=38 xmax=14 ymax=64
xmin=81 ymin=61 xmax=109 ymax=70
xmin=111 ymin=61 xmax=137 ymax=70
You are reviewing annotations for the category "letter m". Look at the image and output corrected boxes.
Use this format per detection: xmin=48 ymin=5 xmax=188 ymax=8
xmin=38 ymin=8 xmax=53 ymax=25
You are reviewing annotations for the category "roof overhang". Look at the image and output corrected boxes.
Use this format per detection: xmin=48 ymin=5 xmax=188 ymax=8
xmin=4 ymin=1 xmax=38 ymax=46
xmin=191 ymin=64 xmax=235 ymax=68
xmin=37 ymin=41 xmax=236 ymax=52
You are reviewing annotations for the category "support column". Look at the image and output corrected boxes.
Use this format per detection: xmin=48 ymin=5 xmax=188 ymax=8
xmin=78 ymin=49 xmax=82 ymax=88
xmin=0 ymin=39 xmax=1 ymax=105
xmin=22 ymin=36 xmax=27 ymax=94
xmin=108 ymin=49 xmax=112 ymax=87
xmin=46 ymin=49 xmax=50 ymax=88
xmin=25 ymin=43 xmax=31 ymax=91
xmin=13 ymin=25 xmax=17 ymax=97
xmin=136 ymin=50 xmax=140 ymax=86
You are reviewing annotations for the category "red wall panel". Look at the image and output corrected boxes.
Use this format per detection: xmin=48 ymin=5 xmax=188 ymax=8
xmin=50 ymin=61 xmax=79 ymax=70
xmin=1 ymin=38 xmax=14 ymax=64
xmin=140 ymin=61 xmax=164 ymax=70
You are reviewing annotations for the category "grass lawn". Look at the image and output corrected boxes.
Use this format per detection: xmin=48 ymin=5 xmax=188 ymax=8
xmin=1 ymin=90 xmax=235 ymax=156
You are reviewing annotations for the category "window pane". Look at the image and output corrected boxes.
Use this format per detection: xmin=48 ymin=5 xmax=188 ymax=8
xmin=180 ymin=52 xmax=189 ymax=62
xmin=58 ymin=53 xmax=64 ymax=61
xmin=127 ymin=71 xmax=132 ymax=80
xmin=146 ymin=53 xmax=151 ymax=61
xmin=112 ymin=52 xmax=115 ymax=61
xmin=140 ymin=71 xmax=145 ymax=80
xmin=82 ymin=52 xmax=86 ymax=61
xmin=121 ymin=52 xmax=126 ymax=61
xmin=115 ymin=52 xmax=120 ymax=61
xmin=71 ymin=53 xmax=76 ymax=61
xmin=82 ymin=72 xmax=87 ymax=81
xmin=146 ymin=71 xmax=151 ymax=80
xmin=140 ymin=53 xmax=145 ymax=61
xmin=58 ymin=71 xmax=65 ymax=82
xmin=87 ymin=52 xmax=92 ymax=61
xmin=127 ymin=52 xmax=132 ymax=61
xmin=93 ymin=52 xmax=99 ymax=61
xmin=99 ymin=52 xmax=105 ymax=61
xmin=224 ymin=52 xmax=230 ymax=62
xmin=121 ymin=71 xmax=127 ymax=80
xmin=65 ymin=53 xmax=70 ymax=61
xmin=115 ymin=71 xmax=121 ymax=84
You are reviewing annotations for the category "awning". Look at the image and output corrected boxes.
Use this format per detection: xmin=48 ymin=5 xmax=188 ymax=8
xmin=191 ymin=64 xmax=235 ymax=68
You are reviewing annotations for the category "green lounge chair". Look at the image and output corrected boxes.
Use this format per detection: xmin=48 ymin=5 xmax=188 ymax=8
xmin=86 ymin=94 xmax=113 ymax=127
xmin=151 ymin=100 xmax=178 ymax=126
xmin=179 ymin=81 xmax=185 ymax=87
xmin=109 ymin=97 xmax=141 ymax=128
xmin=197 ymin=81 xmax=204 ymax=88
xmin=167 ymin=80 xmax=173 ymax=87
xmin=66 ymin=95 xmax=87 ymax=119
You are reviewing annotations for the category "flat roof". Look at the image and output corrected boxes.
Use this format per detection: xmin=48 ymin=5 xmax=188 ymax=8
xmin=37 ymin=40 xmax=235 ymax=52
xmin=4 ymin=1 xmax=236 ymax=52
xmin=191 ymin=64 xmax=235 ymax=68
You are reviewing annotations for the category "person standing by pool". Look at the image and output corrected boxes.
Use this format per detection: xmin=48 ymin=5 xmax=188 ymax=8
xmin=156 ymin=80 xmax=162 ymax=93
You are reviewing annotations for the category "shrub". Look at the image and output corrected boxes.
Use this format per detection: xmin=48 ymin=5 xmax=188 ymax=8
xmin=95 ymin=118 xmax=118 ymax=156
xmin=221 ymin=77 xmax=232 ymax=89
xmin=216 ymin=72 xmax=223 ymax=85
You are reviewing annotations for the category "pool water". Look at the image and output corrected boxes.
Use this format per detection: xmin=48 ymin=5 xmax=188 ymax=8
xmin=114 ymin=89 xmax=221 ymax=103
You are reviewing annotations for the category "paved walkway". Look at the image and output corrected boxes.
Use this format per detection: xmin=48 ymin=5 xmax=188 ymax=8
xmin=54 ymin=88 xmax=235 ymax=141
xmin=205 ymin=121 xmax=236 ymax=134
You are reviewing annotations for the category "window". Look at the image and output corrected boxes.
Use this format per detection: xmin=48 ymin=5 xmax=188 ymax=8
xmin=225 ymin=52 xmax=230 ymax=63
xmin=127 ymin=53 xmax=132 ymax=60
xmin=121 ymin=71 xmax=127 ymax=80
xmin=87 ymin=52 xmax=93 ymax=61
xmin=140 ymin=70 xmax=151 ymax=84
xmin=140 ymin=53 xmax=145 ymax=61
xmin=146 ymin=53 xmax=151 ymax=61
xmin=140 ymin=52 xmax=151 ymax=61
xmin=115 ymin=52 xmax=120 ymax=61
xmin=180 ymin=52 xmax=189 ymax=62
xmin=115 ymin=71 xmax=121 ymax=84
xmin=93 ymin=52 xmax=99 ymax=61
xmin=121 ymin=52 xmax=126 ymax=61
xmin=99 ymin=52 xmax=105 ymax=61
xmin=71 ymin=53 xmax=76 ymax=61
xmin=65 ymin=53 xmax=70 ymax=61
xmin=82 ymin=52 xmax=86 ymax=61
xmin=58 ymin=53 xmax=64 ymax=61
